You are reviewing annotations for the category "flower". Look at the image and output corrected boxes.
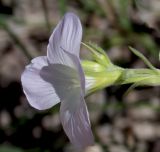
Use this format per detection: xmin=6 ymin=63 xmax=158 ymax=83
xmin=21 ymin=13 xmax=94 ymax=148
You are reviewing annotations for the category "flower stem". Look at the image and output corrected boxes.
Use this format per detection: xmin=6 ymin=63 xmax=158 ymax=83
xmin=118 ymin=68 xmax=160 ymax=86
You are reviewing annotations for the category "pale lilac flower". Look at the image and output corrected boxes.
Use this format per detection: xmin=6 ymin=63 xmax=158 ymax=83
xmin=21 ymin=13 xmax=94 ymax=148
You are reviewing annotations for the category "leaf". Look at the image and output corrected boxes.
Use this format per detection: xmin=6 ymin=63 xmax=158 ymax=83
xmin=124 ymin=77 xmax=153 ymax=97
xmin=129 ymin=46 xmax=158 ymax=73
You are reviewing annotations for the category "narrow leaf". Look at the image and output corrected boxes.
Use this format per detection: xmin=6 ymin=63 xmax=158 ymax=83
xmin=129 ymin=46 xmax=158 ymax=72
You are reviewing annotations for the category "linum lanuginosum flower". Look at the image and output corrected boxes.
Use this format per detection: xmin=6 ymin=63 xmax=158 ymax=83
xmin=21 ymin=13 xmax=94 ymax=148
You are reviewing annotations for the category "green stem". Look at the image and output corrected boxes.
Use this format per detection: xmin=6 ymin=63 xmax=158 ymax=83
xmin=119 ymin=68 xmax=160 ymax=86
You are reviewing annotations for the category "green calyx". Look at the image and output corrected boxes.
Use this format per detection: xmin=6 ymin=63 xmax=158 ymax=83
xmin=82 ymin=42 xmax=123 ymax=95
xmin=82 ymin=42 xmax=160 ymax=95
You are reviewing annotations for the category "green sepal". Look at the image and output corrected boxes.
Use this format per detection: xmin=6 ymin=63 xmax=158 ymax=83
xmin=82 ymin=42 xmax=112 ymax=67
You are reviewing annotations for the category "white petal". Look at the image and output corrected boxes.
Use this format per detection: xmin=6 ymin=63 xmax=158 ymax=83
xmin=47 ymin=12 xmax=82 ymax=65
xmin=40 ymin=64 xmax=81 ymax=100
xmin=40 ymin=64 xmax=94 ymax=148
xmin=60 ymin=95 xmax=94 ymax=148
xmin=21 ymin=56 xmax=60 ymax=110
xmin=63 ymin=50 xmax=85 ymax=94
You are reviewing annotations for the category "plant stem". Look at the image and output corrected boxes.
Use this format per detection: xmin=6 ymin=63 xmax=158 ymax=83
xmin=117 ymin=68 xmax=160 ymax=86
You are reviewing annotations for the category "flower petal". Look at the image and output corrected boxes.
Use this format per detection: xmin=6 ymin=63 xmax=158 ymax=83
xmin=63 ymin=50 xmax=85 ymax=94
xmin=40 ymin=64 xmax=94 ymax=148
xmin=21 ymin=56 xmax=60 ymax=110
xmin=47 ymin=12 xmax=82 ymax=65
xmin=40 ymin=64 xmax=81 ymax=100
xmin=60 ymin=95 xmax=94 ymax=148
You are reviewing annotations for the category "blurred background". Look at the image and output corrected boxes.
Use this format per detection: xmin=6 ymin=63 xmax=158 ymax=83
xmin=0 ymin=0 xmax=160 ymax=152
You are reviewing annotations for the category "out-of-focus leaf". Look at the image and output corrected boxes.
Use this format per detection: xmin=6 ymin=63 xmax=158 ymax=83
xmin=58 ymin=0 xmax=67 ymax=15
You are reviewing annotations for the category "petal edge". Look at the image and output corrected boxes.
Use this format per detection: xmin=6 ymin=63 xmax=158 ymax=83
xmin=21 ymin=56 xmax=60 ymax=110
